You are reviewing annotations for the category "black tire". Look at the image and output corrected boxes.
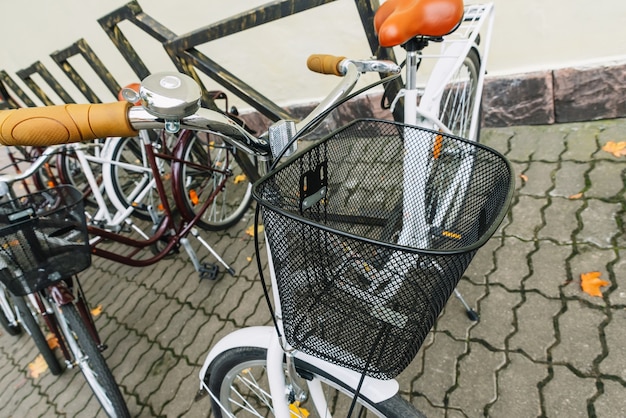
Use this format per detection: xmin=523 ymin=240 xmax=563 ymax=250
xmin=206 ymin=346 xmax=425 ymax=418
xmin=12 ymin=295 xmax=63 ymax=375
xmin=174 ymin=130 xmax=255 ymax=231
xmin=54 ymin=302 xmax=129 ymax=417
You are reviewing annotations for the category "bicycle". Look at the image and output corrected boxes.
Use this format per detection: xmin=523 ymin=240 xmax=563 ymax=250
xmin=0 ymin=108 xmax=253 ymax=279
xmin=0 ymin=1 xmax=509 ymax=415
xmin=0 ymin=184 xmax=128 ymax=417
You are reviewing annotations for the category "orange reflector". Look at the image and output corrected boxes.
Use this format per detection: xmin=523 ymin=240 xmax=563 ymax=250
xmin=189 ymin=189 xmax=199 ymax=205
xmin=433 ymin=134 xmax=443 ymax=159
xmin=442 ymin=230 xmax=462 ymax=240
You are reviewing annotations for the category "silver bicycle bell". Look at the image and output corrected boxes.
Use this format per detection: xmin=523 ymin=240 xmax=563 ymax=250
xmin=128 ymin=72 xmax=202 ymax=133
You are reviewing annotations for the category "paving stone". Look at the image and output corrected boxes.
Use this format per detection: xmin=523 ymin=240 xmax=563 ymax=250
xmin=597 ymin=118 xmax=626 ymax=160
xmin=509 ymin=161 xmax=530 ymax=192
xmin=561 ymin=124 xmax=601 ymax=162
xmin=479 ymin=127 xmax=513 ymax=155
xmin=158 ymin=368 xmax=201 ymax=417
xmin=508 ymin=293 xmax=561 ymax=361
xmin=507 ymin=125 xmax=566 ymax=162
xmin=518 ymin=161 xmax=556 ymax=197
xmin=168 ymin=309 xmax=212 ymax=360
xmin=538 ymin=197 xmax=583 ymax=243
xmin=435 ymin=280 xmax=485 ymax=338
xmin=551 ymin=300 xmax=607 ymax=374
xmin=471 ymin=286 xmax=521 ymax=350
xmin=542 ymin=365 xmax=597 ymax=417
xmin=522 ymin=124 xmax=567 ymax=162
xmin=153 ymin=303 xmax=196 ymax=349
xmin=211 ymin=277 xmax=261 ymax=325
xmin=413 ymin=332 xmax=465 ymax=406
xmin=504 ymin=195 xmax=546 ymax=240
xmin=564 ymin=244 xmax=615 ymax=304
xmin=598 ymin=309 xmax=626 ymax=380
xmin=488 ymin=353 xmax=547 ymax=418
xmin=550 ymin=161 xmax=588 ymax=198
xmin=143 ymin=296 xmax=185 ymax=341
xmin=464 ymin=238 xmax=500 ymax=284
xmin=135 ymin=352 xmax=185 ymax=410
xmin=115 ymin=336 xmax=151 ymax=384
xmin=491 ymin=237 xmax=533 ymax=290
xmin=182 ymin=316 xmax=238 ymax=367
xmin=577 ymin=199 xmax=621 ymax=248
xmin=525 ymin=240 xmax=571 ymax=298
xmin=586 ymin=160 xmax=625 ymax=199
xmin=447 ymin=342 xmax=506 ymax=417
xmin=593 ymin=379 xmax=626 ymax=417
xmin=608 ymin=251 xmax=626 ymax=307
xmin=409 ymin=398 xmax=445 ymax=418
xmin=123 ymin=344 xmax=165 ymax=401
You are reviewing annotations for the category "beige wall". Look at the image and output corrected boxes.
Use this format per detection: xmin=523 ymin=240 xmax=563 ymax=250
xmin=1 ymin=0 xmax=625 ymax=109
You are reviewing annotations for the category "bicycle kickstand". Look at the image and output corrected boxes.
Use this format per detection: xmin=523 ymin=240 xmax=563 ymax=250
xmin=453 ymin=289 xmax=480 ymax=321
xmin=180 ymin=229 xmax=236 ymax=280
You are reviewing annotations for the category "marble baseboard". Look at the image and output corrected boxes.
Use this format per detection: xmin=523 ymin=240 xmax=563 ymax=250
xmin=239 ymin=61 xmax=626 ymax=133
xmin=483 ymin=62 xmax=626 ymax=127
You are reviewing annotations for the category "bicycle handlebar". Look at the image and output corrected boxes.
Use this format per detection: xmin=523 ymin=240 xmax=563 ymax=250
xmin=0 ymin=56 xmax=400 ymax=159
xmin=0 ymin=101 xmax=136 ymax=147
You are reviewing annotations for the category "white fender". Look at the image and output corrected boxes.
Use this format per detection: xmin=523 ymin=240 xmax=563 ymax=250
xmin=198 ymin=326 xmax=400 ymax=404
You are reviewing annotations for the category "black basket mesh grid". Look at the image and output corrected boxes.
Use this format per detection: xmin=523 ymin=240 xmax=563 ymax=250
xmin=0 ymin=185 xmax=91 ymax=296
xmin=254 ymin=119 xmax=514 ymax=379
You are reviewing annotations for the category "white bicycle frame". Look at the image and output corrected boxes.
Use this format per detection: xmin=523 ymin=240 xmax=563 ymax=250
xmin=65 ymin=136 xmax=158 ymax=240
xmin=198 ymin=4 xmax=494 ymax=417
xmin=399 ymin=3 xmax=494 ymax=249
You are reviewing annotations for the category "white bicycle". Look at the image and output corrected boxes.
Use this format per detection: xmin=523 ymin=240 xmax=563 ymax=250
xmin=0 ymin=1 xmax=509 ymax=416
xmin=197 ymin=1 xmax=507 ymax=418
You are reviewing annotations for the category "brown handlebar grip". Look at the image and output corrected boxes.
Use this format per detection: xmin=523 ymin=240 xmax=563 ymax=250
xmin=0 ymin=101 xmax=138 ymax=147
xmin=307 ymin=54 xmax=346 ymax=76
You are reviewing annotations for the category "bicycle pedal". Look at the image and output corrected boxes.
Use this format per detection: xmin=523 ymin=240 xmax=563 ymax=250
xmin=199 ymin=263 xmax=219 ymax=281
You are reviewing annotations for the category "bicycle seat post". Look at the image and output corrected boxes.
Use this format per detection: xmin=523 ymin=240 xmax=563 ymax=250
xmin=402 ymin=38 xmax=429 ymax=126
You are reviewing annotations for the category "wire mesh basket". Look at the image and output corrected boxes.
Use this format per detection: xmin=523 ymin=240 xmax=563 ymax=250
xmin=0 ymin=185 xmax=91 ymax=296
xmin=254 ymin=119 xmax=514 ymax=379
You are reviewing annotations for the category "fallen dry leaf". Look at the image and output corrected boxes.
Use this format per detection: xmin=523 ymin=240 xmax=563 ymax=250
xmin=27 ymin=355 xmax=49 ymax=378
xmin=601 ymin=141 xmax=626 ymax=157
xmin=580 ymin=271 xmax=609 ymax=297
xmin=91 ymin=304 xmax=103 ymax=317
xmin=46 ymin=333 xmax=59 ymax=350
xmin=245 ymin=224 xmax=264 ymax=237
xmin=569 ymin=192 xmax=583 ymax=200
xmin=233 ymin=174 xmax=247 ymax=184
xmin=246 ymin=256 xmax=253 ymax=262
xmin=519 ymin=174 xmax=528 ymax=182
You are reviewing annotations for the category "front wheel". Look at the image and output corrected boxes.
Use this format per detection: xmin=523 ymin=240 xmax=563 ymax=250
xmin=205 ymin=347 xmax=424 ymax=418
xmin=53 ymin=302 xmax=129 ymax=417
xmin=12 ymin=295 xmax=63 ymax=375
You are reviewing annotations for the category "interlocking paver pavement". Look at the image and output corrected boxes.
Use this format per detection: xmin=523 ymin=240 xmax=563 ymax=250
xmin=1 ymin=118 xmax=626 ymax=417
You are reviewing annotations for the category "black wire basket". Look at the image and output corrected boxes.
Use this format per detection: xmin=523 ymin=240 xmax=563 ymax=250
xmin=0 ymin=185 xmax=91 ymax=296
xmin=254 ymin=119 xmax=514 ymax=379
